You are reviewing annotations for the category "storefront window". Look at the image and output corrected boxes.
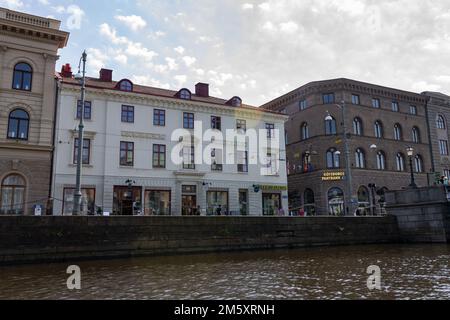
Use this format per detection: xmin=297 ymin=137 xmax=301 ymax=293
xmin=239 ymin=190 xmax=248 ymax=215
xmin=357 ymin=186 xmax=370 ymax=216
xmin=328 ymin=187 xmax=344 ymax=216
xmin=304 ymin=189 xmax=316 ymax=216
xmin=63 ymin=188 xmax=96 ymax=215
xmin=144 ymin=190 xmax=171 ymax=216
xmin=207 ymin=191 xmax=228 ymax=215
xmin=262 ymin=193 xmax=281 ymax=216
xmin=113 ymin=186 xmax=142 ymax=215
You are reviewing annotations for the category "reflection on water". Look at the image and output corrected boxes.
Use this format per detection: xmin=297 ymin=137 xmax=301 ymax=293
xmin=0 ymin=244 xmax=450 ymax=300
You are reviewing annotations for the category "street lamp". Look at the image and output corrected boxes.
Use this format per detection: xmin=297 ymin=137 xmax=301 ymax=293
xmin=325 ymin=100 xmax=354 ymax=216
xmin=406 ymin=146 xmax=418 ymax=188
xmin=72 ymin=50 xmax=87 ymax=216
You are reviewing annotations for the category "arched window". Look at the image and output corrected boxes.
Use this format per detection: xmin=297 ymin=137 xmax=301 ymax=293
xmin=414 ymin=155 xmax=424 ymax=173
xmin=394 ymin=123 xmax=402 ymax=141
xmin=12 ymin=62 xmax=33 ymax=91
xmin=301 ymin=122 xmax=309 ymax=140
xmin=396 ymin=153 xmax=405 ymax=172
xmin=355 ymin=148 xmax=365 ymax=168
xmin=326 ymin=148 xmax=340 ymax=168
xmin=412 ymin=127 xmax=420 ymax=143
xmin=0 ymin=174 xmax=26 ymax=215
xmin=325 ymin=116 xmax=337 ymax=135
xmin=437 ymin=115 xmax=446 ymax=130
xmin=328 ymin=187 xmax=344 ymax=216
xmin=374 ymin=121 xmax=383 ymax=138
xmin=353 ymin=117 xmax=363 ymax=136
xmin=118 ymin=80 xmax=133 ymax=92
xmin=179 ymin=89 xmax=191 ymax=100
xmin=376 ymin=151 xmax=386 ymax=170
xmin=357 ymin=186 xmax=370 ymax=216
xmin=304 ymin=189 xmax=316 ymax=216
xmin=7 ymin=109 xmax=29 ymax=140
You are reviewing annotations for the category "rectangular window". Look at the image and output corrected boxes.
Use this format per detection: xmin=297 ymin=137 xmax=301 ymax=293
xmin=372 ymin=98 xmax=380 ymax=108
xmin=444 ymin=169 xmax=450 ymax=179
xmin=63 ymin=188 xmax=96 ymax=215
xmin=236 ymin=119 xmax=247 ymax=132
xmin=410 ymin=105 xmax=417 ymax=115
xmin=120 ymin=141 xmax=134 ymax=166
xmin=351 ymin=94 xmax=360 ymax=105
xmin=73 ymin=138 xmax=91 ymax=165
xmin=183 ymin=145 xmax=195 ymax=169
xmin=299 ymin=99 xmax=307 ymax=110
xmin=322 ymin=93 xmax=335 ymax=104
xmin=121 ymin=105 xmax=134 ymax=123
xmin=211 ymin=149 xmax=223 ymax=171
xmin=439 ymin=140 xmax=449 ymax=155
xmin=153 ymin=144 xmax=166 ymax=168
xmin=237 ymin=151 xmax=249 ymax=173
xmin=211 ymin=116 xmax=222 ymax=130
xmin=153 ymin=109 xmax=166 ymax=126
xmin=183 ymin=112 xmax=195 ymax=129
xmin=392 ymin=101 xmax=399 ymax=112
xmin=76 ymin=101 xmax=92 ymax=119
xmin=266 ymin=123 xmax=275 ymax=138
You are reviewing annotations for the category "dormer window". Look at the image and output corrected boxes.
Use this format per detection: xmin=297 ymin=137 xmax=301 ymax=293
xmin=178 ymin=89 xmax=191 ymax=100
xmin=117 ymin=79 xmax=133 ymax=92
xmin=227 ymin=96 xmax=242 ymax=107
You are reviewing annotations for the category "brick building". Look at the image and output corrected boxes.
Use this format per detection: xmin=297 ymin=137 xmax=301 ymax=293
xmin=423 ymin=91 xmax=450 ymax=179
xmin=262 ymin=78 xmax=432 ymax=216
xmin=0 ymin=8 xmax=69 ymax=215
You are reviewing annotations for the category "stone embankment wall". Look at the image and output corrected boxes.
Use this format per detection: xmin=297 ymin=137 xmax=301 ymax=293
xmin=0 ymin=216 xmax=399 ymax=265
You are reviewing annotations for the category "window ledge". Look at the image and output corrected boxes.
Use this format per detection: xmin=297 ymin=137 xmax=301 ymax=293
xmin=69 ymin=164 xmax=93 ymax=168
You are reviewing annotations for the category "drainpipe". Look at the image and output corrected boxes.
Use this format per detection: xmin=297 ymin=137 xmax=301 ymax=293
xmin=424 ymin=95 xmax=436 ymax=185
xmin=48 ymin=77 xmax=61 ymax=215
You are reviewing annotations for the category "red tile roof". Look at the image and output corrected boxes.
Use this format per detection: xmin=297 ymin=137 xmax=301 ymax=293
xmin=57 ymin=73 xmax=284 ymax=116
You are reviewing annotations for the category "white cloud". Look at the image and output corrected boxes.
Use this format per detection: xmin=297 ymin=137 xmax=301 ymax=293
xmin=99 ymin=23 xmax=128 ymax=45
xmin=38 ymin=0 xmax=49 ymax=5
xmin=279 ymin=21 xmax=299 ymax=33
xmin=242 ymin=3 xmax=254 ymax=10
xmin=0 ymin=0 xmax=24 ymax=9
xmin=174 ymin=74 xmax=188 ymax=86
xmin=258 ymin=2 xmax=270 ymax=11
xmin=132 ymin=75 xmax=170 ymax=89
xmin=182 ymin=56 xmax=197 ymax=67
xmin=114 ymin=54 xmax=128 ymax=65
xmin=174 ymin=46 xmax=185 ymax=54
xmin=115 ymin=15 xmax=147 ymax=31
xmin=86 ymin=48 xmax=108 ymax=71
xmin=165 ymin=57 xmax=178 ymax=71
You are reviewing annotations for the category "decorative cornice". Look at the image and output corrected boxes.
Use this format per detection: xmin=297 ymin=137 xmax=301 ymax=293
xmin=121 ymin=131 xmax=166 ymax=140
xmin=0 ymin=143 xmax=52 ymax=152
xmin=262 ymin=78 xmax=427 ymax=111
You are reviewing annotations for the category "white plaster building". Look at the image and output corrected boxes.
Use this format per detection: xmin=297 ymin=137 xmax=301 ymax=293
xmin=52 ymin=68 xmax=288 ymax=216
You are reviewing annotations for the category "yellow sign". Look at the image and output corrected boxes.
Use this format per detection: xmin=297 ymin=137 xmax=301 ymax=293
xmin=260 ymin=185 xmax=288 ymax=191
xmin=322 ymin=171 xmax=345 ymax=181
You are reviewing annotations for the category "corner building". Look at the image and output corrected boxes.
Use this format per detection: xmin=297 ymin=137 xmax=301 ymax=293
xmin=0 ymin=8 xmax=68 ymax=215
xmin=262 ymin=78 xmax=431 ymax=216
xmin=52 ymin=68 xmax=288 ymax=216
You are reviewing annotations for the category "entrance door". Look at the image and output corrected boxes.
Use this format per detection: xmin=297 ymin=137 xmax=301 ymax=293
xmin=182 ymin=195 xmax=197 ymax=216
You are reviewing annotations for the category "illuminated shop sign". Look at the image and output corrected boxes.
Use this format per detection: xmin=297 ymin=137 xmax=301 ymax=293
xmin=321 ymin=171 xmax=345 ymax=181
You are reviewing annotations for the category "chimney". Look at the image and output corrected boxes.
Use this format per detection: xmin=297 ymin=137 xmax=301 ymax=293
xmin=195 ymin=82 xmax=209 ymax=97
xmin=99 ymin=68 xmax=113 ymax=82
xmin=60 ymin=63 xmax=72 ymax=78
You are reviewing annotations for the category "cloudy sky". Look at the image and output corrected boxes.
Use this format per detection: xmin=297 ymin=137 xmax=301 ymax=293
xmin=2 ymin=0 xmax=450 ymax=106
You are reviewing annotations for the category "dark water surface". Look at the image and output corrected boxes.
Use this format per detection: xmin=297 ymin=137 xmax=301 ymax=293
xmin=1 ymin=244 xmax=449 ymax=300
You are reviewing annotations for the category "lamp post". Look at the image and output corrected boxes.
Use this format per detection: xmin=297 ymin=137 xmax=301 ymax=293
xmin=406 ymin=146 xmax=417 ymax=188
xmin=72 ymin=50 xmax=87 ymax=216
xmin=325 ymin=100 xmax=354 ymax=215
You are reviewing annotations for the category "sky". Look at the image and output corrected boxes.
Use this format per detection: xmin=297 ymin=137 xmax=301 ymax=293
xmin=2 ymin=0 xmax=450 ymax=106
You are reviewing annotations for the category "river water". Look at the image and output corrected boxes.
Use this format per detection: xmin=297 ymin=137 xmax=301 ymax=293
xmin=0 ymin=244 xmax=449 ymax=300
